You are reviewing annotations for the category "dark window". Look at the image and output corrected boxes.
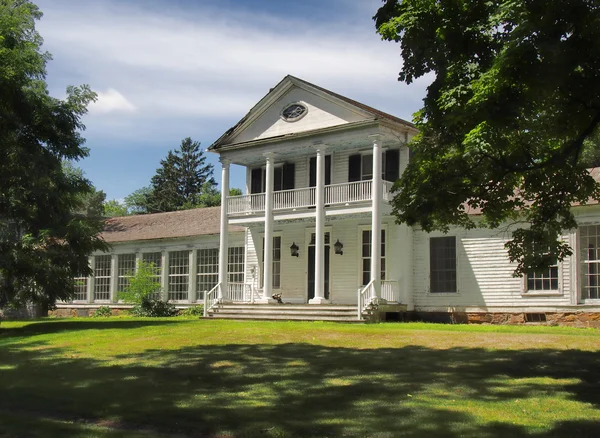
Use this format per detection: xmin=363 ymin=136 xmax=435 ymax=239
xmin=526 ymin=263 xmax=559 ymax=291
xmin=251 ymin=163 xmax=295 ymax=193
xmin=430 ymin=237 xmax=457 ymax=293
xmin=348 ymin=150 xmax=399 ymax=182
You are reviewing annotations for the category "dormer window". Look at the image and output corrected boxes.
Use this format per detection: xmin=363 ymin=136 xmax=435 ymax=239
xmin=281 ymin=103 xmax=307 ymax=122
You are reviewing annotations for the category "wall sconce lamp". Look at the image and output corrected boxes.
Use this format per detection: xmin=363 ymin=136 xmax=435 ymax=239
xmin=290 ymin=242 xmax=299 ymax=257
xmin=334 ymin=239 xmax=344 ymax=255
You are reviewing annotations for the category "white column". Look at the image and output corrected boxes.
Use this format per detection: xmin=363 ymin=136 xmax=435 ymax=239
xmin=218 ymin=158 xmax=230 ymax=300
xmin=370 ymin=135 xmax=383 ymax=301
xmin=87 ymin=255 xmax=95 ymax=303
xmin=260 ymin=152 xmax=276 ymax=303
xmin=161 ymin=250 xmax=169 ymax=301
xmin=110 ymin=254 xmax=118 ymax=303
xmin=310 ymin=147 xmax=328 ymax=304
xmin=188 ymin=249 xmax=197 ymax=303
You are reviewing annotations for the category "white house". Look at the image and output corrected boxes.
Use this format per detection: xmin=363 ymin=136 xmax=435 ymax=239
xmin=55 ymin=76 xmax=600 ymax=326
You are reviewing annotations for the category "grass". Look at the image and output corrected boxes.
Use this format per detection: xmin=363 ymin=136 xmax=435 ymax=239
xmin=0 ymin=319 xmax=599 ymax=437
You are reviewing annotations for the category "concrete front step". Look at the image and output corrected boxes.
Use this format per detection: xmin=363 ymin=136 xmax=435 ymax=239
xmin=207 ymin=303 xmax=363 ymax=322
xmin=209 ymin=313 xmax=363 ymax=322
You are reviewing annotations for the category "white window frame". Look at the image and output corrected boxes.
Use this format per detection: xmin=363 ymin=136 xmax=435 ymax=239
xmin=260 ymin=232 xmax=282 ymax=290
xmin=93 ymin=255 xmax=112 ymax=302
xmin=168 ymin=250 xmax=190 ymax=302
xmin=521 ymin=257 xmax=562 ymax=296
xmin=196 ymin=248 xmax=219 ymax=298
xmin=428 ymin=236 xmax=459 ymax=295
xmin=357 ymin=225 xmax=387 ymax=287
xmin=117 ymin=253 xmax=137 ymax=293
xmin=228 ymin=246 xmax=245 ymax=285
xmin=578 ymin=224 xmax=600 ymax=304
xmin=73 ymin=277 xmax=88 ymax=302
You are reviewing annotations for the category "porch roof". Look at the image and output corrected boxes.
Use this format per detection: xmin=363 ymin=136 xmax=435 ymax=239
xmin=102 ymin=207 xmax=244 ymax=243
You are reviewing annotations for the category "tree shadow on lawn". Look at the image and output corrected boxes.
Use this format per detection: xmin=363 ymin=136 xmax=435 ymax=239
xmin=0 ymin=319 xmax=186 ymax=338
xmin=1 ymin=342 xmax=599 ymax=437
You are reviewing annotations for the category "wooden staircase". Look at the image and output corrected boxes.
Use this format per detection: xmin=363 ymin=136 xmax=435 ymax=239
xmin=206 ymin=303 xmax=363 ymax=322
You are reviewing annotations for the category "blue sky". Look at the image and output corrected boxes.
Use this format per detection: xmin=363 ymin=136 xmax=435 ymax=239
xmin=35 ymin=0 xmax=429 ymax=201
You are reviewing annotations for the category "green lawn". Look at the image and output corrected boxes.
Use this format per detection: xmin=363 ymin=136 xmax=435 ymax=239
xmin=1 ymin=319 xmax=599 ymax=437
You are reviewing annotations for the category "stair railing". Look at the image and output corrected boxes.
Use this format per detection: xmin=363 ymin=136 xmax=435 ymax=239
xmin=357 ymin=279 xmax=375 ymax=320
xmin=203 ymin=282 xmax=222 ymax=317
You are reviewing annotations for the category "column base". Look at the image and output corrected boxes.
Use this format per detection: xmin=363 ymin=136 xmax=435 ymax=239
xmin=371 ymin=297 xmax=388 ymax=306
xmin=308 ymin=297 xmax=330 ymax=305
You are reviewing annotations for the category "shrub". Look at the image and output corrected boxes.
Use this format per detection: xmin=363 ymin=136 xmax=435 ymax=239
xmin=92 ymin=306 xmax=112 ymax=318
xmin=129 ymin=299 xmax=177 ymax=317
xmin=119 ymin=261 xmax=176 ymax=317
xmin=179 ymin=305 xmax=204 ymax=317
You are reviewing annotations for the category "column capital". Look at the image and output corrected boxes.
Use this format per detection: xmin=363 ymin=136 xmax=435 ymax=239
xmin=219 ymin=157 xmax=231 ymax=167
xmin=369 ymin=133 xmax=382 ymax=145
xmin=263 ymin=152 xmax=275 ymax=160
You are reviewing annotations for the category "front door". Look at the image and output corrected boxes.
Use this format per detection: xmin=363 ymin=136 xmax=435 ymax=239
xmin=307 ymin=231 xmax=330 ymax=300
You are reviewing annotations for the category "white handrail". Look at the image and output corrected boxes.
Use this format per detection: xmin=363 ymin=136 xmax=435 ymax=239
xmin=203 ymin=282 xmax=221 ymax=317
xmin=325 ymin=180 xmax=372 ymax=205
xmin=273 ymin=187 xmax=315 ymax=210
xmin=357 ymin=279 xmax=375 ymax=319
xmin=381 ymin=279 xmax=400 ymax=302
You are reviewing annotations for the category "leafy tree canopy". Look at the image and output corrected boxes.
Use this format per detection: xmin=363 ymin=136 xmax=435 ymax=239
xmin=103 ymin=199 xmax=128 ymax=217
xmin=0 ymin=0 xmax=106 ymax=310
xmin=375 ymin=0 xmax=600 ymax=274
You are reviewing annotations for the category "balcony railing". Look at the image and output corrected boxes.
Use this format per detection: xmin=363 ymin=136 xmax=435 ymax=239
xmin=228 ymin=180 xmax=395 ymax=216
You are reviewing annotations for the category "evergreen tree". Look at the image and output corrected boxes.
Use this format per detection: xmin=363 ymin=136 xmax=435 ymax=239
xmin=146 ymin=138 xmax=216 ymax=212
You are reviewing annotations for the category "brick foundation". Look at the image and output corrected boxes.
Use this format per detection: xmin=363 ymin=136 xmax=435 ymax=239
xmin=412 ymin=311 xmax=600 ymax=328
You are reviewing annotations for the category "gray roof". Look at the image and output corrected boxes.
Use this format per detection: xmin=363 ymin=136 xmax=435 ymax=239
xmin=102 ymin=207 xmax=244 ymax=243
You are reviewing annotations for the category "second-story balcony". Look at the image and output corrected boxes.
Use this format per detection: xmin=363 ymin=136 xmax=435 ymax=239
xmin=228 ymin=180 xmax=395 ymax=217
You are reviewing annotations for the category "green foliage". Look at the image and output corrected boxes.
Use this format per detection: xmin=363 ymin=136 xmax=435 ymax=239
xmin=103 ymin=199 xmax=128 ymax=217
xmin=375 ymin=0 xmax=600 ymax=275
xmin=0 ymin=0 xmax=107 ymax=310
xmin=145 ymin=137 xmax=217 ymax=213
xmin=118 ymin=261 xmax=176 ymax=317
xmin=179 ymin=305 xmax=204 ymax=317
xmin=118 ymin=261 xmax=161 ymax=304
xmin=129 ymin=299 xmax=177 ymax=317
xmin=62 ymin=161 xmax=106 ymax=217
xmin=92 ymin=306 xmax=112 ymax=318
xmin=124 ymin=186 xmax=153 ymax=215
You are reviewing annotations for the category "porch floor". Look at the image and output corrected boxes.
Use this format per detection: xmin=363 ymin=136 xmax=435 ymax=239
xmin=207 ymin=303 xmax=363 ymax=322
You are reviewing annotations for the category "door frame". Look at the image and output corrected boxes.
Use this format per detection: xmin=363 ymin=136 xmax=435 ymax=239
xmin=305 ymin=226 xmax=333 ymax=302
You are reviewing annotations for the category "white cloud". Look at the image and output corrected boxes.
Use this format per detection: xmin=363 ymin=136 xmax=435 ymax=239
xmin=89 ymin=89 xmax=136 ymax=114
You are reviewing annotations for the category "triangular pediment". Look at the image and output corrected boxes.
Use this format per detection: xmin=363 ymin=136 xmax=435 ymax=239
xmin=210 ymin=76 xmax=411 ymax=150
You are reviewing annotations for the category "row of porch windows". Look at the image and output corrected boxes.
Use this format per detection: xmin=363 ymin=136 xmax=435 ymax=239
xmin=73 ymin=248 xmax=245 ymax=302
xmin=249 ymin=150 xmax=400 ymax=193
xmin=429 ymin=226 xmax=600 ymax=301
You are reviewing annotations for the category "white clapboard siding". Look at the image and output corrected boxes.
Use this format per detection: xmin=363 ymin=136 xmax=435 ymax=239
xmin=412 ymin=228 xmax=573 ymax=310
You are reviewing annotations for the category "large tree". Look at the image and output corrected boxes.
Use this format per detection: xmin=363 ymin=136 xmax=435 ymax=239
xmin=375 ymin=0 xmax=600 ymax=274
xmin=146 ymin=137 xmax=216 ymax=212
xmin=0 ymin=0 xmax=106 ymax=311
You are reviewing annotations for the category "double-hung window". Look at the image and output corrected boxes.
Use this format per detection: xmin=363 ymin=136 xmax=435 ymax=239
xmin=429 ymin=237 xmax=457 ymax=293
xmin=580 ymin=225 xmax=600 ymax=301
xmin=360 ymin=229 xmax=386 ymax=286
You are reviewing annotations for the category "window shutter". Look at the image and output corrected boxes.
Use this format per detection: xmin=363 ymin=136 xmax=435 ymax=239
xmin=310 ymin=156 xmax=331 ymax=186
xmin=385 ymin=149 xmax=400 ymax=182
xmin=274 ymin=167 xmax=283 ymax=192
xmin=309 ymin=157 xmax=316 ymax=187
xmin=250 ymin=168 xmax=262 ymax=194
xmin=283 ymin=162 xmax=295 ymax=190
xmin=348 ymin=154 xmax=361 ymax=182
